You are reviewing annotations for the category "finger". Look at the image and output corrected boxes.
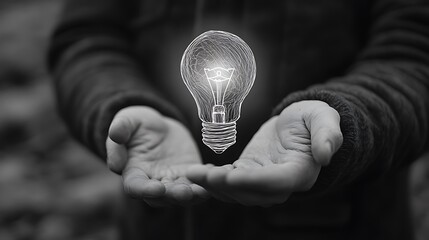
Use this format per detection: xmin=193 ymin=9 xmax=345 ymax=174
xmin=201 ymin=166 xmax=288 ymax=206
xmin=109 ymin=107 xmax=165 ymax=144
xmin=106 ymin=137 xmax=127 ymax=174
xmin=164 ymin=181 xmax=193 ymax=202
xmin=226 ymin=162 xmax=319 ymax=193
xmin=187 ymin=165 xmax=236 ymax=203
xmin=190 ymin=184 xmax=210 ymax=199
xmin=144 ymin=179 xmax=209 ymax=207
xmin=163 ymin=176 xmax=196 ymax=202
xmin=233 ymin=158 xmax=263 ymax=170
xmin=307 ymin=103 xmax=343 ymax=166
xmin=207 ymin=170 xmax=290 ymax=206
xmin=173 ymin=175 xmax=210 ymax=200
xmin=108 ymin=113 xmax=136 ymax=144
xmin=216 ymin=164 xmax=293 ymax=206
xmin=199 ymin=184 xmax=236 ymax=203
xmin=122 ymin=166 xmax=165 ymax=199
xmin=186 ymin=164 xmax=212 ymax=184
xmin=206 ymin=166 xmax=243 ymax=203
xmin=206 ymin=165 xmax=233 ymax=185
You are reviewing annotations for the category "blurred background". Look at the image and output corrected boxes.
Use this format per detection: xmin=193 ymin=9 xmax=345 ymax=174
xmin=0 ymin=1 xmax=122 ymax=239
xmin=0 ymin=0 xmax=428 ymax=240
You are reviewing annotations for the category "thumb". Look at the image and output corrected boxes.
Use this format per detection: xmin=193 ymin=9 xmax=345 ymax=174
xmin=108 ymin=108 xmax=140 ymax=144
xmin=307 ymin=102 xmax=343 ymax=166
xmin=106 ymin=137 xmax=127 ymax=174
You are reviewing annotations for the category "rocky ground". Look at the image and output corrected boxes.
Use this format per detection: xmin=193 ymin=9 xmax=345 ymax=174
xmin=0 ymin=1 xmax=428 ymax=240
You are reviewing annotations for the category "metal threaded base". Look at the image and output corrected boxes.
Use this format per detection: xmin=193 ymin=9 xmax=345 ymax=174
xmin=202 ymin=122 xmax=236 ymax=154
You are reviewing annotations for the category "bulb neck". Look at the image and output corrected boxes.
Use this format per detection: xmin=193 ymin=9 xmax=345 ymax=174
xmin=202 ymin=121 xmax=236 ymax=154
xmin=212 ymin=105 xmax=226 ymax=123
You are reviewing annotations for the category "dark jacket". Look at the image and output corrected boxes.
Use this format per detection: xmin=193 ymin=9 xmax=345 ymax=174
xmin=49 ymin=0 xmax=429 ymax=239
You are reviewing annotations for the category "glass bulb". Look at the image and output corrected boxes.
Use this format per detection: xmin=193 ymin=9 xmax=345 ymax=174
xmin=181 ymin=30 xmax=256 ymax=154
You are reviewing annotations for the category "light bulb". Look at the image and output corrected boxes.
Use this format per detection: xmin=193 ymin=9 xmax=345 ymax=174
xmin=181 ymin=30 xmax=256 ymax=154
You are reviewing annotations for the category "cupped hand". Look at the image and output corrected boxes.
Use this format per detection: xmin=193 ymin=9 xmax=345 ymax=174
xmin=187 ymin=100 xmax=343 ymax=206
xmin=106 ymin=106 xmax=208 ymax=207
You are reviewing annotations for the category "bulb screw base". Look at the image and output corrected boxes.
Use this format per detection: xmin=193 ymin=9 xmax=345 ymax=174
xmin=202 ymin=121 xmax=236 ymax=154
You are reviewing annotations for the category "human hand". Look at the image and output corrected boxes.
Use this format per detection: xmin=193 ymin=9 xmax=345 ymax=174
xmin=106 ymin=106 xmax=208 ymax=207
xmin=187 ymin=100 xmax=343 ymax=206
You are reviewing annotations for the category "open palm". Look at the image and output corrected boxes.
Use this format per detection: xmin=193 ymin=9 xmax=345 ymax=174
xmin=106 ymin=106 xmax=208 ymax=206
xmin=187 ymin=101 xmax=343 ymax=206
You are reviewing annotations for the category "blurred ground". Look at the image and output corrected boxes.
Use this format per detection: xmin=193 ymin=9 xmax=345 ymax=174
xmin=0 ymin=1 xmax=428 ymax=240
xmin=0 ymin=1 xmax=122 ymax=240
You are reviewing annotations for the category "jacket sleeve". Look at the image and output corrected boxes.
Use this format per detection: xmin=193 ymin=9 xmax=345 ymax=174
xmin=48 ymin=0 xmax=185 ymax=159
xmin=273 ymin=0 xmax=429 ymax=191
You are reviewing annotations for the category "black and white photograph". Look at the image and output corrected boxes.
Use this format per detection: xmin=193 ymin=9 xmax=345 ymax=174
xmin=0 ymin=0 xmax=429 ymax=239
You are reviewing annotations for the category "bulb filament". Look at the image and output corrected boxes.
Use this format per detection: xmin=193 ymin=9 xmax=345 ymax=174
xmin=204 ymin=67 xmax=235 ymax=123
